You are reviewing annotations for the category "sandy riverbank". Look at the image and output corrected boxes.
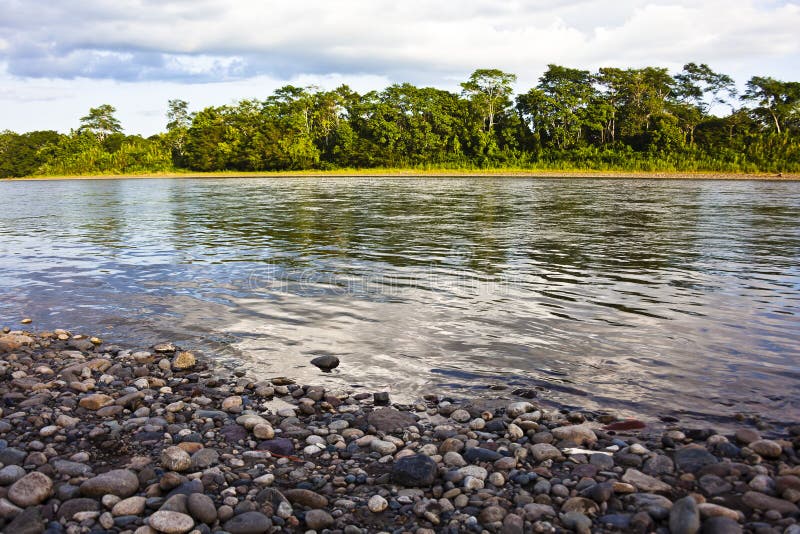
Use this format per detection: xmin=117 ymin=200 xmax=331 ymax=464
xmin=4 ymin=169 xmax=800 ymax=181
xmin=1 ymin=325 xmax=799 ymax=533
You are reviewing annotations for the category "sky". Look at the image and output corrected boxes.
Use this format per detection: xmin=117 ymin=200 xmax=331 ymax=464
xmin=1 ymin=0 xmax=799 ymax=136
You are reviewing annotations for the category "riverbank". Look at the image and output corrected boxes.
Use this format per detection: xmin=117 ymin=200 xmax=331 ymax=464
xmin=1 ymin=327 xmax=799 ymax=534
xmin=5 ymin=169 xmax=800 ymax=181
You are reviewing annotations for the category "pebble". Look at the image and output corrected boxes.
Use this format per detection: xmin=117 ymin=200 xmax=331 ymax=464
xmin=368 ymin=494 xmax=388 ymax=513
xmin=8 ymin=472 xmax=53 ymax=507
xmin=669 ymin=496 xmax=700 ymax=534
xmin=305 ymin=508 xmax=334 ymax=529
xmin=223 ymin=511 xmax=272 ymax=534
xmin=148 ymin=510 xmax=195 ymax=533
xmin=0 ymin=330 xmax=797 ymax=534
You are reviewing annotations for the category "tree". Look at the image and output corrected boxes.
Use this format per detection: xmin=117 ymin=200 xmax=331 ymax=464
xmin=460 ymin=69 xmax=517 ymax=132
xmin=517 ymin=65 xmax=595 ymax=149
xmin=166 ymin=99 xmax=192 ymax=131
xmin=744 ymin=76 xmax=800 ymax=134
xmin=79 ymin=104 xmax=122 ymax=141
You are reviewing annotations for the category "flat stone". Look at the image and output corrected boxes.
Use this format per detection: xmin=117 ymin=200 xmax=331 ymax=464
xmin=622 ymin=469 xmax=672 ymax=493
xmin=224 ymin=511 xmax=272 ymax=534
xmin=52 ymin=460 xmax=92 ymax=477
xmin=551 ymin=424 xmax=597 ymax=446
xmin=8 ymin=472 xmax=53 ymax=507
xmin=698 ymin=474 xmax=732 ymax=496
xmin=701 ymin=516 xmax=742 ymax=534
xmin=56 ymin=498 xmax=100 ymax=521
xmin=148 ymin=510 xmax=195 ymax=533
xmin=742 ymin=491 xmax=799 ymax=515
xmin=258 ymin=438 xmax=294 ymax=456
xmin=81 ymin=469 xmax=140 ymax=498
xmin=190 ymin=448 xmax=219 ymax=469
xmin=283 ymin=489 xmax=328 ymax=509
xmin=367 ymin=408 xmax=417 ymax=432
xmin=79 ymin=393 xmax=114 ymax=410
xmin=463 ymin=447 xmax=502 ymax=463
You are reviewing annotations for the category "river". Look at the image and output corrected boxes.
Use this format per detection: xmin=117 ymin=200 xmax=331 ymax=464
xmin=1 ymin=177 xmax=798 ymax=429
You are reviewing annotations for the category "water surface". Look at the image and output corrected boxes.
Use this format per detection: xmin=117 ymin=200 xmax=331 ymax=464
xmin=1 ymin=177 xmax=798 ymax=428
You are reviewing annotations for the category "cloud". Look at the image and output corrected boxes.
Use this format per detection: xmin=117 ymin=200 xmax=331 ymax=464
xmin=1 ymin=0 xmax=798 ymax=85
xmin=0 ymin=0 xmax=798 ymax=134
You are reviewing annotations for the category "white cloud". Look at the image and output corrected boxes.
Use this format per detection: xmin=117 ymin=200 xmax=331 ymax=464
xmin=0 ymin=0 xmax=798 ymax=133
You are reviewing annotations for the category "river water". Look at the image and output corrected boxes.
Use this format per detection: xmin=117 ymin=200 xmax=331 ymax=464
xmin=1 ymin=177 xmax=798 ymax=428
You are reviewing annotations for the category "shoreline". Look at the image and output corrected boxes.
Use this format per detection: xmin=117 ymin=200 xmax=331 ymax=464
xmin=4 ymin=169 xmax=800 ymax=181
xmin=1 ymin=327 xmax=798 ymax=533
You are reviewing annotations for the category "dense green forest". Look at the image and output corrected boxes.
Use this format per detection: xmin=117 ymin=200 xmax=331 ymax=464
xmin=1 ymin=64 xmax=799 ymax=177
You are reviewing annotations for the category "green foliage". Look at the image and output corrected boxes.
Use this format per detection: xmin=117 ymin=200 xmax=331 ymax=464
xmin=2 ymin=65 xmax=800 ymax=178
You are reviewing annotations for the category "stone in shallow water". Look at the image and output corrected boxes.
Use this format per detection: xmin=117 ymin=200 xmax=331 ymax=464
xmin=310 ymin=355 xmax=339 ymax=370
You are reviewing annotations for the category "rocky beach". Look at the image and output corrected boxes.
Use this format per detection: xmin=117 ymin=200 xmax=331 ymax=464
xmin=1 ymin=326 xmax=799 ymax=534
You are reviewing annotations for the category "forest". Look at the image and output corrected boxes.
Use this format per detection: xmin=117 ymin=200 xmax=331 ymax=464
xmin=1 ymin=64 xmax=799 ymax=177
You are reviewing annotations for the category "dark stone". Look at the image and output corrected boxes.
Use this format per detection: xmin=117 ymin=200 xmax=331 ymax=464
xmin=310 ymin=355 xmax=339 ymax=371
xmin=669 ymin=496 xmax=700 ymax=534
xmin=701 ymin=516 xmax=742 ymax=534
xmin=219 ymin=424 xmax=248 ymax=442
xmin=7 ymin=506 xmax=45 ymax=534
xmin=373 ymin=392 xmax=390 ymax=406
xmin=582 ymin=482 xmax=614 ymax=503
xmin=392 ymin=454 xmax=438 ymax=487
xmin=598 ymin=514 xmax=631 ymax=530
xmin=463 ymin=447 xmax=502 ymax=463
xmin=56 ymin=498 xmax=101 ymax=521
xmin=223 ymin=511 xmax=272 ymax=534
xmin=0 ymin=448 xmax=27 ymax=466
xmin=257 ymin=438 xmax=294 ymax=457
xmin=674 ymin=446 xmax=719 ymax=473
xmin=698 ymin=474 xmax=733 ymax=496
xmin=485 ymin=419 xmax=507 ymax=433
xmin=68 ymin=338 xmax=95 ymax=352
xmin=367 ymin=408 xmax=417 ymax=432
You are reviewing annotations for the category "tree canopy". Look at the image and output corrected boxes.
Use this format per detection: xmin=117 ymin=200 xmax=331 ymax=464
xmin=1 ymin=65 xmax=799 ymax=177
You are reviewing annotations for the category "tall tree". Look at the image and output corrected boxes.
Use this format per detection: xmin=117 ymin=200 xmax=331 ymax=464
xmin=743 ymin=76 xmax=800 ymax=134
xmin=79 ymin=104 xmax=122 ymax=141
xmin=460 ymin=69 xmax=517 ymax=132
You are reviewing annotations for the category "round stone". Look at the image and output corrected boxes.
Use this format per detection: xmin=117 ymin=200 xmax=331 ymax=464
xmin=187 ymin=493 xmax=217 ymax=524
xmin=149 ymin=510 xmax=195 ymax=533
xmin=161 ymin=446 xmax=192 ymax=472
xmin=252 ymin=423 xmax=274 ymax=440
xmin=111 ymin=496 xmax=146 ymax=516
xmin=80 ymin=469 xmax=140 ymax=498
xmin=8 ymin=472 xmax=53 ymax=507
xmin=368 ymin=494 xmax=388 ymax=513
xmin=223 ymin=511 xmax=272 ymax=534
xmin=305 ymin=509 xmax=334 ymax=530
